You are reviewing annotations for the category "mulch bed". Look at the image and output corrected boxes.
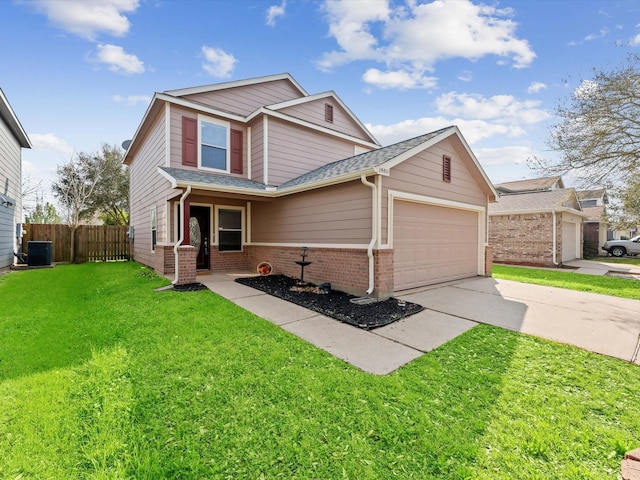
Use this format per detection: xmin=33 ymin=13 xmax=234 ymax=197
xmin=236 ymin=274 xmax=423 ymax=330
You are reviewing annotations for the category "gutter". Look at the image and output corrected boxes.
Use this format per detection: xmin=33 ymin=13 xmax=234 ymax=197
xmin=360 ymin=174 xmax=377 ymax=295
xmin=172 ymin=185 xmax=192 ymax=284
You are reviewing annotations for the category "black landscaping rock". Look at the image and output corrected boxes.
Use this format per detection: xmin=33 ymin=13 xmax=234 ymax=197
xmin=236 ymin=274 xmax=423 ymax=329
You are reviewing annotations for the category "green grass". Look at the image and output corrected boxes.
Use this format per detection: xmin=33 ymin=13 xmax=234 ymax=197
xmin=1 ymin=262 xmax=639 ymax=478
xmin=493 ymin=264 xmax=640 ymax=300
xmin=591 ymin=256 xmax=640 ymax=266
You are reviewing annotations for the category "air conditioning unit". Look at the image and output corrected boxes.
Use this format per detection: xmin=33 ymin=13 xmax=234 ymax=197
xmin=27 ymin=241 xmax=52 ymax=266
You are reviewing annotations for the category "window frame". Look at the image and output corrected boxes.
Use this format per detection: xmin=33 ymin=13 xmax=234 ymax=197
xmin=215 ymin=205 xmax=245 ymax=252
xmin=150 ymin=206 xmax=157 ymax=252
xmin=198 ymin=114 xmax=231 ymax=173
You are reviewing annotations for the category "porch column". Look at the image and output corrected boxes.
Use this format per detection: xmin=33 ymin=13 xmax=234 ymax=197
xmin=183 ymin=195 xmax=190 ymax=246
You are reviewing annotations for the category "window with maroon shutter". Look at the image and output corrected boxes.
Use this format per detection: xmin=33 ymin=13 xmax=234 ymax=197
xmin=325 ymin=103 xmax=334 ymax=123
xmin=230 ymin=129 xmax=243 ymax=174
xmin=443 ymin=155 xmax=452 ymax=183
xmin=182 ymin=117 xmax=197 ymax=167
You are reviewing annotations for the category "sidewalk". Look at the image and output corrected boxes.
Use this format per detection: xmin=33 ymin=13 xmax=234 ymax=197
xmin=198 ymin=271 xmax=640 ymax=374
xmin=564 ymin=259 xmax=640 ymax=276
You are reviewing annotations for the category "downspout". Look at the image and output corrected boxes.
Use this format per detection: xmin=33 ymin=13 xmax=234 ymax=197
xmin=172 ymin=185 xmax=192 ymax=284
xmin=361 ymin=174 xmax=377 ymax=295
xmin=552 ymin=210 xmax=559 ymax=266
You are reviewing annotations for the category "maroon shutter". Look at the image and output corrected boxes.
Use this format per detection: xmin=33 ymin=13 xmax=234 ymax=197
xmin=182 ymin=117 xmax=197 ymax=167
xmin=230 ymin=129 xmax=243 ymax=174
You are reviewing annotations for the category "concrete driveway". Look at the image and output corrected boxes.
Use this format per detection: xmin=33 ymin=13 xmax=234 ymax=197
xmin=200 ymin=272 xmax=640 ymax=374
xmin=395 ymin=277 xmax=640 ymax=366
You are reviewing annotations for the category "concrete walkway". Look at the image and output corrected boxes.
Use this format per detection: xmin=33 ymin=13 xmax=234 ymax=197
xmin=198 ymin=271 xmax=640 ymax=375
xmin=564 ymin=258 xmax=640 ymax=276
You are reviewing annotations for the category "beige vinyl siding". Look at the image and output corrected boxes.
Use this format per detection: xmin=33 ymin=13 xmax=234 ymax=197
xmin=249 ymin=118 xmax=264 ymax=183
xmin=267 ymin=118 xmax=359 ymax=186
xmin=278 ymin=98 xmax=371 ymax=140
xmin=129 ymin=109 xmax=174 ymax=269
xmin=168 ymin=105 xmax=248 ymax=175
xmin=381 ymin=137 xmax=487 ymax=244
xmin=182 ymin=79 xmax=304 ymax=116
xmin=0 ymin=119 xmax=22 ymax=267
xmin=251 ymin=181 xmax=371 ymax=244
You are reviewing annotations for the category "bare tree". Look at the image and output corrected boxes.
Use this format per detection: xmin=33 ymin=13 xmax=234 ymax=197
xmin=52 ymin=153 xmax=107 ymax=262
xmin=531 ymin=54 xmax=640 ymax=188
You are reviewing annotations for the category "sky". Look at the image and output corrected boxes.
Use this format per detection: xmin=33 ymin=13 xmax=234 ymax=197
xmin=2 ymin=0 xmax=640 ymax=212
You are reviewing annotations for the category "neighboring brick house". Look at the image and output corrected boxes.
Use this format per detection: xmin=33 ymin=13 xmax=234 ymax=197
xmin=576 ymin=189 xmax=609 ymax=256
xmin=489 ymin=177 xmax=588 ymax=266
xmin=0 ymin=88 xmax=31 ymax=268
xmin=124 ymin=73 xmax=497 ymax=297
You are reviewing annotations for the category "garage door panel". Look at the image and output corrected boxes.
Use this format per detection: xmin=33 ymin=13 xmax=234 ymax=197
xmin=394 ymin=201 xmax=479 ymax=291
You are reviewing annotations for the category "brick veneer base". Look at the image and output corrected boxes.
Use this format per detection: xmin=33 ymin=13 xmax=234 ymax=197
xmin=176 ymin=245 xmax=197 ymax=285
xmin=622 ymin=448 xmax=640 ymax=480
xmin=484 ymin=245 xmax=493 ymax=276
xmin=246 ymin=245 xmax=393 ymax=299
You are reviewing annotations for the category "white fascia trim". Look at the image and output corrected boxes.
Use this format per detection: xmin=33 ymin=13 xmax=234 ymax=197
xmin=164 ymin=73 xmax=308 ymax=97
xmin=388 ymin=190 xmax=487 ymax=275
xmin=157 ymin=166 xmax=178 ymax=187
xmin=489 ymin=207 xmax=589 ymax=218
xmin=247 ymin=126 xmax=252 ymax=180
xmin=0 ymin=88 xmax=31 ymax=148
xmin=380 ymin=126 xmax=498 ymax=201
xmin=157 ymin=93 xmax=245 ymax=122
xmin=247 ymin=107 xmax=380 ymax=150
xmin=248 ymin=242 xmax=371 ymax=249
xmin=267 ymin=91 xmax=379 ymax=145
xmin=164 ymin=103 xmax=171 ymax=167
xmin=124 ymin=92 xmax=161 ymax=162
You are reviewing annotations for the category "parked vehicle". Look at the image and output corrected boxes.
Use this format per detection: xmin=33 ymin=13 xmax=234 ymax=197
xmin=602 ymin=236 xmax=640 ymax=257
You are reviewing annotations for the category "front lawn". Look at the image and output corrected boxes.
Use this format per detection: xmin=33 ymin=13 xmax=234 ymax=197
xmin=493 ymin=264 xmax=640 ymax=300
xmin=1 ymin=262 xmax=639 ymax=478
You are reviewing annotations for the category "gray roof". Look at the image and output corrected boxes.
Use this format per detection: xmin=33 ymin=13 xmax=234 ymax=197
xmin=279 ymin=127 xmax=451 ymax=189
xmin=495 ymin=176 xmax=563 ymax=193
xmin=489 ymin=189 xmax=581 ymax=214
xmin=160 ymin=167 xmax=268 ymax=191
xmin=160 ymin=126 xmax=454 ymax=193
xmin=577 ymin=189 xmax=607 ymax=201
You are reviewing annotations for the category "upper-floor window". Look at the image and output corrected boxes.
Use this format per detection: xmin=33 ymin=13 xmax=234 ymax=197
xmin=182 ymin=115 xmax=243 ymax=174
xmin=199 ymin=116 xmax=230 ymax=172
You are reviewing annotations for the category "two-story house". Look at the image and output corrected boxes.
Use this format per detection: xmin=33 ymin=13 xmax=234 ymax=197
xmin=489 ymin=176 xmax=588 ymax=266
xmin=124 ymin=74 xmax=497 ymax=298
xmin=0 ymin=88 xmax=31 ymax=269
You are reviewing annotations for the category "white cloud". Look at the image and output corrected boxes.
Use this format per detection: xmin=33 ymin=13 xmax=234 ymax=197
xmin=362 ymin=68 xmax=437 ymax=89
xmin=29 ymin=0 xmax=139 ymax=41
xmin=474 ymin=145 xmax=535 ymax=166
xmin=584 ymin=27 xmax=609 ymax=42
xmin=366 ymin=117 xmax=525 ymax=146
xmin=112 ymin=94 xmax=152 ymax=106
xmin=630 ymin=33 xmax=640 ymax=46
xmin=266 ymin=0 xmax=286 ymax=27
xmin=201 ymin=46 xmax=237 ymax=78
xmin=318 ymin=0 xmax=535 ymax=84
xmin=96 ymin=44 xmax=144 ymax=75
xmin=527 ymin=81 xmax=547 ymax=94
xmin=28 ymin=133 xmax=74 ymax=156
xmin=457 ymin=70 xmax=473 ymax=82
xmin=574 ymin=79 xmax=600 ymax=99
xmin=435 ymin=92 xmax=551 ymax=124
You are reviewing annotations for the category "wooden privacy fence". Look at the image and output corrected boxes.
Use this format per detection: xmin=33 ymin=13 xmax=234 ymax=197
xmin=22 ymin=224 xmax=130 ymax=263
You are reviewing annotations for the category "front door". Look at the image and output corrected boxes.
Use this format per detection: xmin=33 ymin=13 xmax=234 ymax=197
xmin=190 ymin=206 xmax=211 ymax=270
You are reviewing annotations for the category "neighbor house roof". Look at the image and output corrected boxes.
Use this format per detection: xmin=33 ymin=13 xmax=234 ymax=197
xmin=495 ymin=176 xmax=564 ymax=193
xmin=581 ymin=205 xmax=606 ymax=222
xmin=158 ymin=126 xmax=498 ymax=200
xmin=0 ymin=88 xmax=31 ymax=148
xmin=489 ymin=188 xmax=588 ymax=217
xmin=164 ymin=73 xmax=309 ymax=97
xmin=577 ymin=189 xmax=608 ymax=203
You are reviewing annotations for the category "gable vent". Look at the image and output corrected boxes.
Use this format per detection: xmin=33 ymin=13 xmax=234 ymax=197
xmin=325 ymin=103 xmax=334 ymax=123
xmin=443 ymin=155 xmax=451 ymax=183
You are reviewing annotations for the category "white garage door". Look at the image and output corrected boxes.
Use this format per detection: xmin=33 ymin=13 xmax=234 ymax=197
xmin=562 ymin=221 xmax=578 ymax=262
xmin=393 ymin=201 xmax=479 ymax=291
